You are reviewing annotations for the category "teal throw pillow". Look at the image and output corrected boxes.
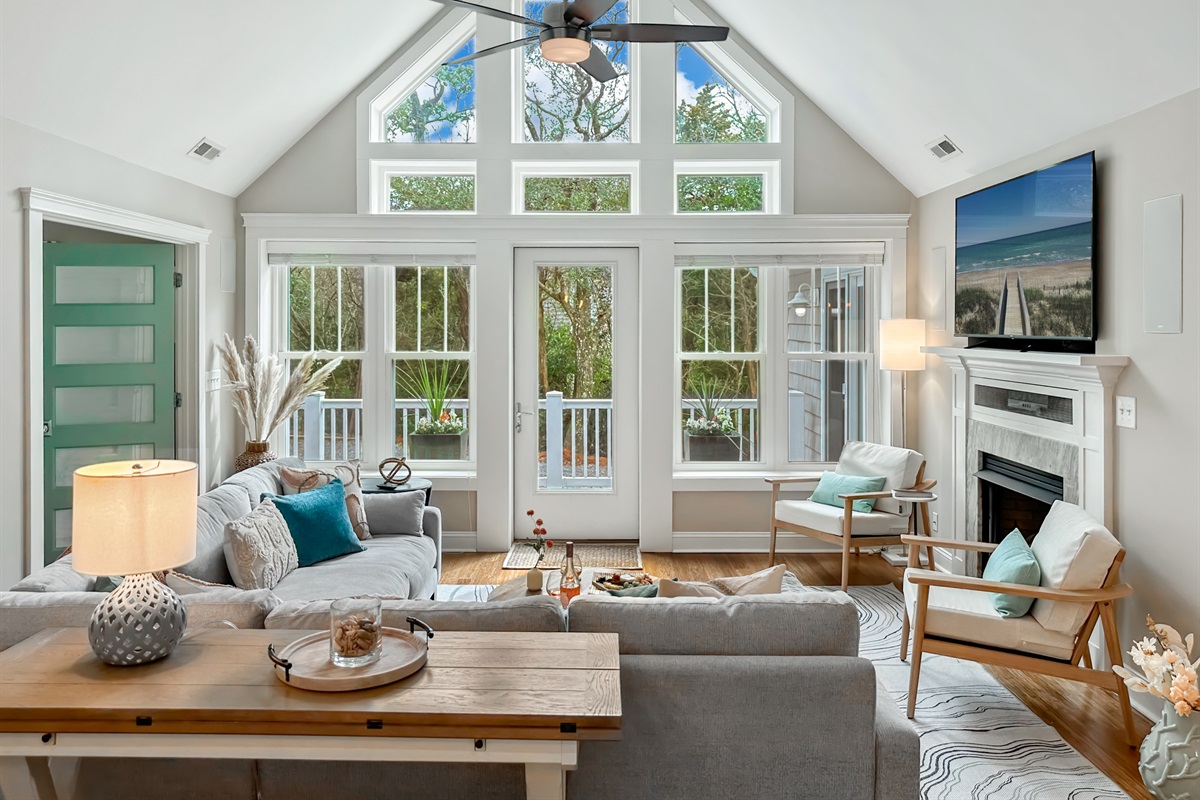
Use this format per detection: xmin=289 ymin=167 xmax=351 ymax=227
xmin=810 ymin=471 xmax=887 ymax=513
xmin=264 ymin=479 xmax=364 ymax=567
xmin=982 ymin=529 xmax=1042 ymax=618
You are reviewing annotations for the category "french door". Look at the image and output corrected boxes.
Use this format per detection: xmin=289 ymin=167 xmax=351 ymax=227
xmin=513 ymin=248 xmax=639 ymax=540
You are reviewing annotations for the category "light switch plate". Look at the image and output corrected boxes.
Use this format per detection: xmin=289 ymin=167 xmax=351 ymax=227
xmin=1116 ymin=396 xmax=1136 ymax=429
xmin=206 ymin=370 xmax=222 ymax=392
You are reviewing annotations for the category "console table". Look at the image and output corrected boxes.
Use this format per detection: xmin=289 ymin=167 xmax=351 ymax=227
xmin=0 ymin=628 xmax=621 ymax=800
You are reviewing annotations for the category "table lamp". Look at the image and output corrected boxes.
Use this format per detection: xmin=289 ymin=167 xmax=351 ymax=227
xmin=879 ymin=319 xmax=927 ymax=447
xmin=72 ymin=460 xmax=198 ymax=666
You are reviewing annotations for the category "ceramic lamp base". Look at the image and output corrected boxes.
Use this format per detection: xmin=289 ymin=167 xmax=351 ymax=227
xmin=89 ymin=573 xmax=187 ymax=666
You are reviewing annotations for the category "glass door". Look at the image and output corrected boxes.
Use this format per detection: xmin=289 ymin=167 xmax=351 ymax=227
xmin=513 ymin=248 xmax=639 ymax=540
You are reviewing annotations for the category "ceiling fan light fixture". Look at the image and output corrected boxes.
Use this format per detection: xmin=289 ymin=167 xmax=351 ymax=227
xmin=540 ymin=37 xmax=591 ymax=64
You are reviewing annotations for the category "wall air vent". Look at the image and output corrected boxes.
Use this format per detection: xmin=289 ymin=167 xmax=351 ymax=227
xmin=926 ymin=135 xmax=962 ymax=161
xmin=187 ymin=138 xmax=225 ymax=163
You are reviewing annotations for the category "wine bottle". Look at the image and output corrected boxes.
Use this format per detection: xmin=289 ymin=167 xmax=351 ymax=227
xmin=560 ymin=541 xmax=580 ymax=604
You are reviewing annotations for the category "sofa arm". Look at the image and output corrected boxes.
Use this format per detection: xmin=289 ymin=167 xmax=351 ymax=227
xmin=423 ymin=505 xmax=443 ymax=575
xmin=874 ymin=683 xmax=920 ymax=800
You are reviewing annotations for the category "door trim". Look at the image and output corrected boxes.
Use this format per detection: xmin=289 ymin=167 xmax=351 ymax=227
xmin=22 ymin=188 xmax=211 ymax=574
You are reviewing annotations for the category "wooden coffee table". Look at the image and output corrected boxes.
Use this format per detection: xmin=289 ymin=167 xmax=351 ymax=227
xmin=0 ymin=627 xmax=621 ymax=800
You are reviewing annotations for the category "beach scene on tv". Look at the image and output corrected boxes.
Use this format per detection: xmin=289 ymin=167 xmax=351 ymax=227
xmin=954 ymin=153 xmax=1094 ymax=339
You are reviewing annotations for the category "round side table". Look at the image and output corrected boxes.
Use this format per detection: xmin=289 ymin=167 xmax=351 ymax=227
xmin=362 ymin=476 xmax=433 ymax=505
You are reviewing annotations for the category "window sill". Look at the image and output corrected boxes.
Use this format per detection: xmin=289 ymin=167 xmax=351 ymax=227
xmin=672 ymin=471 xmax=823 ymax=492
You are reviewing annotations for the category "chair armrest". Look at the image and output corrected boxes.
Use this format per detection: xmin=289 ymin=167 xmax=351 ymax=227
xmin=838 ymin=491 xmax=895 ymax=501
xmin=764 ymin=476 xmax=822 ymax=486
xmin=422 ymin=506 xmax=443 ymax=576
xmin=905 ymin=568 xmax=1133 ymax=602
xmin=901 ymin=535 xmax=998 ymax=553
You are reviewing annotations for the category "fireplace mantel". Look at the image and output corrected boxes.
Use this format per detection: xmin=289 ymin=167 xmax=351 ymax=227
xmin=923 ymin=346 xmax=1129 ymax=576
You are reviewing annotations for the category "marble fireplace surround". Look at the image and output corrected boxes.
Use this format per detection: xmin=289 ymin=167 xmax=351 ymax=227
xmin=924 ymin=347 xmax=1129 ymax=579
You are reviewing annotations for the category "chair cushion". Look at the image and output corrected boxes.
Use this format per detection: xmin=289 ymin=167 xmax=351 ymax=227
xmin=811 ymin=471 xmax=887 ymax=513
xmin=982 ymin=529 xmax=1042 ymax=618
xmin=1029 ymin=501 xmax=1121 ymax=633
xmin=269 ymin=533 xmax=437 ymax=602
xmin=774 ymin=499 xmax=909 ymax=536
xmin=835 ymin=441 xmax=922 ymax=515
xmin=903 ymin=569 xmax=1077 ymax=660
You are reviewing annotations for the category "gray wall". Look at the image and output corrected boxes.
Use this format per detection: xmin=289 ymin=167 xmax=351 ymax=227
xmin=911 ymin=90 xmax=1200 ymax=681
xmin=0 ymin=117 xmax=239 ymax=587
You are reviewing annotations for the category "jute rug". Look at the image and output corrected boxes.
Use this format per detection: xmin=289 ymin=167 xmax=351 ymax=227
xmin=501 ymin=541 xmax=642 ymax=570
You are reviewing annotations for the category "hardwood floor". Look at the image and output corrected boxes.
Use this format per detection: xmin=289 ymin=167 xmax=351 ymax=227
xmin=442 ymin=550 xmax=1150 ymax=797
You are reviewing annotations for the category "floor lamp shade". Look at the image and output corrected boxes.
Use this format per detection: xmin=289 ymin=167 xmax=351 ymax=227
xmin=880 ymin=319 xmax=927 ymax=372
xmin=72 ymin=460 xmax=198 ymax=576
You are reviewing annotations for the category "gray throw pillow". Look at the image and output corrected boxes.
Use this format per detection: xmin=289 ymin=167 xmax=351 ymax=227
xmin=222 ymin=499 xmax=298 ymax=590
xmin=10 ymin=553 xmax=95 ymax=593
xmin=362 ymin=491 xmax=426 ymax=536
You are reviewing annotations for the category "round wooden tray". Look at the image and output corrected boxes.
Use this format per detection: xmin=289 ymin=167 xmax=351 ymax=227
xmin=268 ymin=625 xmax=430 ymax=692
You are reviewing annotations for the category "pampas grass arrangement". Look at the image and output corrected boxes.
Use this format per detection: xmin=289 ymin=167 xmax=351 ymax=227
xmin=217 ymin=334 xmax=343 ymax=443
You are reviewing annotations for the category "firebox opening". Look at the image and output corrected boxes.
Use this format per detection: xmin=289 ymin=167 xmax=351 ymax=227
xmin=976 ymin=453 xmax=1064 ymax=571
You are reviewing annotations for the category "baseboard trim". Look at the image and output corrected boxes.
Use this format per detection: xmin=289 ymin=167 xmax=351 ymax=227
xmin=442 ymin=531 xmax=477 ymax=552
xmin=671 ymin=531 xmax=859 ymax=554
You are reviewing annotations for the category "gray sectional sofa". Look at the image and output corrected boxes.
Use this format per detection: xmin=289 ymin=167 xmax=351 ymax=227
xmin=0 ymin=460 xmax=919 ymax=799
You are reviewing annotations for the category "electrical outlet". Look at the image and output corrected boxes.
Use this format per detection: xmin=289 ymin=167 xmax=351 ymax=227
xmin=206 ymin=370 xmax=222 ymax=392
xmin=1116 ymin=396 xmax=1136 ymax=429
xmin=930 ymin=511 xmax=939 ymax=534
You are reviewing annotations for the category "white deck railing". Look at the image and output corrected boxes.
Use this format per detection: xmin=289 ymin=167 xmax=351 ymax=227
xmin=286 ymin=393 xmax=469 ymax=463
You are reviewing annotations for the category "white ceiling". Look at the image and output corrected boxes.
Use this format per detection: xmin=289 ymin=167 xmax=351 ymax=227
xmin=2 ymin=0 xmax=1197 ymax=198
xmin=0 ymin=0 xmax=439 ymax=197
xmin=707 ymin=0 xmax=1200 ymax=196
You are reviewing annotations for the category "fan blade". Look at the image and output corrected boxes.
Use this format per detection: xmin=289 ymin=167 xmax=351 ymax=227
xmin=426 ymin=0 xmax=547 ymax=28
xmin=591 ymin=23 xmax=729 ymax=42
xmin=445 ymin=36 xmax=537 ymax=66
xmin=577 ymin=43 xmax=619 ymax=82
xmin=562 ymin=0 xmax=619 ymax=26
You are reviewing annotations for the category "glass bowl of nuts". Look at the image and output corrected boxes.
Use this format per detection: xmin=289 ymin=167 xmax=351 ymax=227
xmin=330 ymin=597 xmax=383 ymax=668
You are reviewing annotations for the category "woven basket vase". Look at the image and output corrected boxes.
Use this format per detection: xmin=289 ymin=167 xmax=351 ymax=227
xmin=235 ymin=441 xmax=277 ymax=472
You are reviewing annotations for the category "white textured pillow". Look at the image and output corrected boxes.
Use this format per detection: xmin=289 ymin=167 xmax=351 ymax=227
xmin=658 ymin=565 xmax=786 ymax=598
xmin=835 ymin=441 xmax=921 ymax=515
xmin=222 ymin=500 xmax=298 ymax=590
xmin=280 ymin=462 xmax=371 ymax=540
xmin=1030 ymin=501 xmax=1121 ymax=633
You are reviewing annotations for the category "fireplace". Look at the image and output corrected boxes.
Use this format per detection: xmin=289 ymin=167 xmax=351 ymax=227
xmin=976 ymin=453 xmax=1064 ymax=572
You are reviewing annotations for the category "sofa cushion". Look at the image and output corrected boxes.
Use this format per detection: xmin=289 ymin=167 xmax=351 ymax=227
xmin=363 ymin=491 xmax=426 ymax=536
xmin=568 ymin=591 xmax=859 ymax=656
xmin=0 ymin=589 xmax=280 ymax=652
xmin=1029 ymin=500 xmax=1122 ymax=634
xmin=835 ymin=441 xmax=922 ymax=515
xmin=10 ymin=553 xmax=95 ymax=592
xmin=266 ymin=594 xmax=566 ymax=632
xmin=903 ymin=569 xmax=1076 ymax=660
xmin=177 ymin=484 xmax=251 ymax=585
xmin=220 ymin=458 xmax=301 ymax=506
xmin=774 ymin=499 xmax=909 ymax=536
xmin=267 ymin=479 xmax=365 ymax=567
xmin=222 ymin=499 xmax=298 ymax=590
xmin=269 ymin=534 xmax=437 ymax=602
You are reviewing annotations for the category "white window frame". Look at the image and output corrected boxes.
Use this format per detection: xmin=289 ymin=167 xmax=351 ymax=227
xmin=673 ymin=160 xmax=781 ymax=215
xmin=512 ymin=160 xmax=641 ymax=214
xmin=267 ymin=242 xmax=477 ymax=473
xmin=673 ymin=244 xmax=882 ymax=474
xmin=369 ymin=160 xmax=478 ymax=215
xmin=366 ymin=14 xmax=477 ymax=143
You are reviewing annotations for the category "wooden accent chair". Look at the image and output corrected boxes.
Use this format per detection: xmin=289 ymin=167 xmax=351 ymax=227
xmin=766 ymin=441 xmax=936 ymax=592
xmin=900 ymin=500 xmax=1137 ymax=744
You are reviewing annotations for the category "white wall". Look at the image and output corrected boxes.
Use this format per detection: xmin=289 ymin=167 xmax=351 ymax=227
xmin=0 ymin=117 xmax=239 ymax=586
xmin=911 ymin=90 xmax=1200 ymax=694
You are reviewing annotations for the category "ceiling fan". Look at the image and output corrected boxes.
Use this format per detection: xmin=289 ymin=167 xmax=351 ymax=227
xmin=428 ymin=0 xmax=729 ymax=82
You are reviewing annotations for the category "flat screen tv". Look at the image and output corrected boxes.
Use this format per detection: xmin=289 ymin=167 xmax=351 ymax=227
xmin=955 ymin=152 xmax=1096 ymax=342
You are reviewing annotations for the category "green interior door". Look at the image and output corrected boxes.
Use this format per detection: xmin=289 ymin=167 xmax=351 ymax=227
xmin=43 ymin=243 xmax=177 ymax=564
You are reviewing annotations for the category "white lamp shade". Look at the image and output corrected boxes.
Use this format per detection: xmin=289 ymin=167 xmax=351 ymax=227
xmin=71 ymin=460 xmax=198 ymax=576
xmin=879 ymin=319 xmax=927 ymax=372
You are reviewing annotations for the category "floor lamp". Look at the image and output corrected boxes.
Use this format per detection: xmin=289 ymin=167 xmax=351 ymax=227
xmin=879 ymin=319 xmax=927 ymax=448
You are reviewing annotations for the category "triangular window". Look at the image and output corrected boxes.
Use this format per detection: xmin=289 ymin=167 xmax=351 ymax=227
xmin=384 ymin=38 xmax=477 ymax=143
xmin=675 ymin=42 xmax=767 ymax=143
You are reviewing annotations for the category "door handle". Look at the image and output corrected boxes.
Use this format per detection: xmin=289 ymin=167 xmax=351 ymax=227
xmin=43 ymin=420 xmax=52 ymax=437
xmin=514 ymin=403 xmax=535 ymax=433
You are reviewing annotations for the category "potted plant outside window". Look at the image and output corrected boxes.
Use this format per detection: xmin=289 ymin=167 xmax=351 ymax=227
xmin=682 ymin=374 xmax=742 ymax=462
xmin=401 ymin=361 xmax=467 ymax=461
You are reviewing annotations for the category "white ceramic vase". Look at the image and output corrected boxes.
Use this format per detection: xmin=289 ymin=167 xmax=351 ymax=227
xmin=1140 ymin=706 xmax=1200 ymax=799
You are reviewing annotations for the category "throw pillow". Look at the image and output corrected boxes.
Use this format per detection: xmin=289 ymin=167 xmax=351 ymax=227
xmin=606 ymin=583 xmax=659 ymax=598
xmin=163 ymin=570 xmax=237 ymax=595
xmin=982 ymin=529 xmax=1042 ymax=617
xmin=223 ymin=499 xmax=298 ymax=590
xmin=10 ymin=553 xmax=95 ymax=592
xmin=361 ymin=490 xmax=426 ymax=536
xmin=657 ymin=564 xmax=786 ymax=598
xmin=279 ymin=462 xmax=371 ymax=540
xmin=810 ymin=471 xmax=888 ymax=513
xmin=266 ymin=479 xmax=365 ymax=567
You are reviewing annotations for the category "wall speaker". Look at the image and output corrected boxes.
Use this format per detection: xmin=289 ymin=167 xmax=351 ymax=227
xmin=1143 ymin=194 xmax=1183 ymax=334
